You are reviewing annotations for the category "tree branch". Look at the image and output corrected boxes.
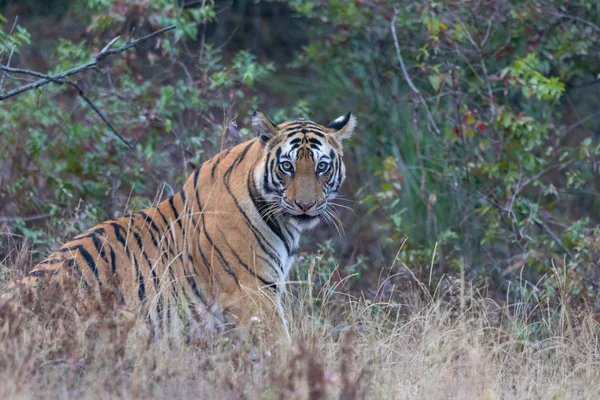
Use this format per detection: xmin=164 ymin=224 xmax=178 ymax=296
xmin=0 ymin=16 xmax=19 ymax=93
xmin=0 ymin=25 xmax=175 ymax=101
xmin=0 ymin=213 xmax=52 ymax=223
xmin=0 ymin=25 xmax=175 ymax=148
xmin=0 ymin=66 xmax=132 ymax=148
xmin=390 ymin=8 xmax=440 ymax=135
xmin=67 ymin=81 xmax=133 ymax=149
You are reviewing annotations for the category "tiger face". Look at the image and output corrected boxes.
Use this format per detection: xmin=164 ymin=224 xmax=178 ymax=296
xmin=252 ymin=111 xmax=356 ymax=230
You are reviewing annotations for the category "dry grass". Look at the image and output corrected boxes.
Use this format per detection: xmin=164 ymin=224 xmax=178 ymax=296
xmin=1 ymin=249 xmax=600 ymax=400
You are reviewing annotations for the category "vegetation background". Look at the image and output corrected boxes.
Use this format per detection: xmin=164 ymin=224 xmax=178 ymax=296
xmin=1 ymin=0 xmax=600 ymax=398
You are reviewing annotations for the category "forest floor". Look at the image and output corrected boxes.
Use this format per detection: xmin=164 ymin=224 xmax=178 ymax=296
xmin=1 ymin=254 xmax=599 ymax=400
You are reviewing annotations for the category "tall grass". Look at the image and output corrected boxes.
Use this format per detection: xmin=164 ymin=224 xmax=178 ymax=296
xmin=1 ymin=244 xmax=599 ymax=399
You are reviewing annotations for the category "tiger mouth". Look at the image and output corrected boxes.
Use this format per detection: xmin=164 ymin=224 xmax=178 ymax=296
xmin=288 ymin=214 xmax=319 ymax=222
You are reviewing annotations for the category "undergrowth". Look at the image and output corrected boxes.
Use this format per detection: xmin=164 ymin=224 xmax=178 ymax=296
xmin=1 ymin=243 xmax=599 ymax=399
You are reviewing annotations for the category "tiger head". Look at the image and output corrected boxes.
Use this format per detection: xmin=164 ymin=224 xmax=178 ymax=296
xmin=252 ymin=111 xmax=356 ymax=230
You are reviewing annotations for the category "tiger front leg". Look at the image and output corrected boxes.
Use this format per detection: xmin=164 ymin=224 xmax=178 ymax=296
xmin=228 ymin=289 xmax=291 ymax=355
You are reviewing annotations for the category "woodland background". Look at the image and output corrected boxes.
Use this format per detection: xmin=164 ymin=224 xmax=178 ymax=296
xmin=1 ymin=0 xmax=600 ymax=309
xmin=2 ymin=1 xmax=600 ymax=398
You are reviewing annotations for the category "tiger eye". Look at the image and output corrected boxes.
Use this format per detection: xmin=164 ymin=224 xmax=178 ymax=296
xmin=317 ymin=162 xmax=329 ymax=172
xmin=280 ymin=161 xmax=293 ymax=172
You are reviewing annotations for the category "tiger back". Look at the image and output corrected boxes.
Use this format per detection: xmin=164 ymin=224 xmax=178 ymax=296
xmin=17 ymin=111 xmax=357 ymax=343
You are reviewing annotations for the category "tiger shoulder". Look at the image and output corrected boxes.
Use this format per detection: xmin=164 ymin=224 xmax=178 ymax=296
xmin=19 ymin=110 xmax=357 ymax=343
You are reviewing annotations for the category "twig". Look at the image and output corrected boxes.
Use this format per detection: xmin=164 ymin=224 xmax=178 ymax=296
xmin=538 ymin=220 xmax=573 ymax=258
xmin=0 ymin=213 xmax=52 ymax=223
xmin=553 ymin=12 xmax=600 ymax=32
xmin=0 ymin=16 xmax=19 ymax=92
xmin=390 ymin=9 xmax=440 ymax=135
xmin=563 ymin=110 xmax=600 ymax=134
xmin=0 ymin=16 xmax=18 ymax=59
xmin=0 ymin=66 xmax=132 ymax=148
xmin=458 ymin=20 xmax=496 ymax=122
xmin=0 ymin=25 xmax=175 ymax=101
xmin=67 ymin=81 xmax=132 ymax=148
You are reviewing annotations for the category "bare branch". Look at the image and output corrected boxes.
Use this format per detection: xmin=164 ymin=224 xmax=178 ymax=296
xmin=390 ymin=9 xmax=440 ymax=135
xmin=553 ymin=12 xmax=600 ymax=32
xmin=538 ymin=220 xmax=573 ymax=258
xmin=0 ymin=25 xmax=175 ymax=101
xmin=0 ymin=66 xmax=132 ymax=148
xmin=67 ymin=82 xmax=133 ymax=149
xmin=458 ymin=20 xmax=496 ymax=122
xmin=1 ymin=66 xmax=66 ymax=80
xmin=0 ymin=16 xmax=19 ymax=92
xmin=97 ymin=25 xmax=175 ymax=61
xmin=0 ymin=213 xmax=52 ymax=223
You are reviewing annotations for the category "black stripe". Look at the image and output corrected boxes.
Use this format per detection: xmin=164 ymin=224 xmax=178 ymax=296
xmin=197 ymin=241 xmax=212 ymax=278
xmin=335 ymin=154 xmax=344 ymax=191
xmin=133 ymin=255 xmax=145 ymax=301
xmin=39 ymin=258 xmax=65 ymax=265
xmin=139 ymin=211 xmax=161 ymax=235
xmin=179 ymin=189 xmax=187 ymax=208
xmin=223 ymin=143 xmax=282 ymax=263
xmin=211 ymin=156 xmax=221 ymax=181
xmin=58 ymin=245 xmax=84 ymax=253
xmin=193 ymin=166 xmax=201 ymax=188
xmin=248 ymin=170 xmax=291 ymax=255
xmin=166 ymin=298 xmax=171 ymax=328
xmin=66 ymin=258 xmax=88 ymax=287
xmin=169 ymin=196 xmax=183 ymax=229
xmin=218 ymin=228 xmax=277 ymax=292
xmin=185 ymin=265 xmax=208 ymax=306
xmin=256 ymin=254 xmax=282 ymax=276
xmin=156 ymin=207 xmax=169 ymax=227
xmin=28 ymin=269 xmax=59 ymax=277
xmin=194 ymin=186 xmax=240 ymax=285
xmin=109 ymin=223 xmax=128 ymax=251
xmin=76 ymin=245 xmax=101 ymax=285
xmin=74 ymin=227 xmax=106 ymax=240
xmin=201 ymin=217 xmax=239 ymax=284
xmin=286 ymin=128 xmax=324 ymax=137
xmin=188 ymin=213 xmax=213 ymax=278
xmin=156 ymin=294 xmax=164 ymax=325
xmin=109 ymin=245 xmax=117 ymax=274
xmin=89 ymin=233 xmax=109 ymax=263
xmin=138 ymin=216 xmax=160 ymax=249
xmin=271 ymin=161 xmax=282 ymax=191
xmin=194 ymin=164 xmax=204 ymax=213
xmin=262 ymin=153 xmax=273 ymax=194
xmin=178 ymin=192 xmax=189 ymax=251
xmin=156 ymin=207 xmax=178 ymax=258
xmin=156 ymin=208 xmax=179 ymax=258
xmin=132 ymin=230 xmax=160 ymax=290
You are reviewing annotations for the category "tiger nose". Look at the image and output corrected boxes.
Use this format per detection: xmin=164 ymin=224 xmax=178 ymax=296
xmin=296 ymin=201 xmax=316 ymax=213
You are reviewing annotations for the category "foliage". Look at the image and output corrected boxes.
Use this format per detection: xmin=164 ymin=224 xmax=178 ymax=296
xmin=1 ymin=1 xmax=600 ymax=396
xmin=0 ymin=1 xmax=273 ymax=257
xmin=1 ymin=0 xmax=600 ymax=307
xmin=282 ymin=0 xmax=600 ymax=305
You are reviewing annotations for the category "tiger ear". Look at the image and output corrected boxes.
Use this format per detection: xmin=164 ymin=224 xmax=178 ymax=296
xmin=252 ymin=110 xmax=279 ymax=144
xmin=327 ymin=111 xmax=356 ymax=140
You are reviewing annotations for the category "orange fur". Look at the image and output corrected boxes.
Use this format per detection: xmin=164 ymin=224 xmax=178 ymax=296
xmin=20 ymin=112 xmax=356 ymax=343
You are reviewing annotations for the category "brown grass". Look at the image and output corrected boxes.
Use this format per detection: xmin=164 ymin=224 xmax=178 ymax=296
xmin=1 ymin=249 xmax=599 ymax=399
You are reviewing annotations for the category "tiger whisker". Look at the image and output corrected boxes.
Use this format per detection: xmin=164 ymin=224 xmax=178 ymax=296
xmin=328 ymin=202 xmax=358 ymax=217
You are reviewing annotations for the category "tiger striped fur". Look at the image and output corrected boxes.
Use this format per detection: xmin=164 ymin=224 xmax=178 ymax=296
xmin=18 ymin=111 xmax=356 ymax=343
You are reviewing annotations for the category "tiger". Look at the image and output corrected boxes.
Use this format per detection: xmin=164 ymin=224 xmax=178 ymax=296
xmin=13 ymin=110 xmax=356 ymax=344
